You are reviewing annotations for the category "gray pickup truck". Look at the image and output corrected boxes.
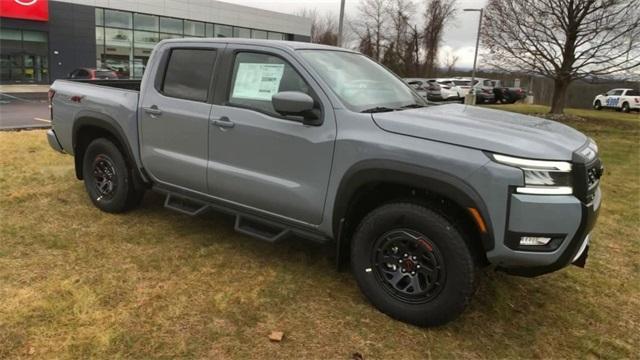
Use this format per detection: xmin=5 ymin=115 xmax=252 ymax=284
xmin=47 ymin=39 xmax=603 ymax=326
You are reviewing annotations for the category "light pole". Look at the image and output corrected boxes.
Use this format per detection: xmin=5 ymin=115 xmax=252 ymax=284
xmin=338 ymin=0 xmax=346 ymax=47
xmin=463 ymin=8 xmax=483 ymax=105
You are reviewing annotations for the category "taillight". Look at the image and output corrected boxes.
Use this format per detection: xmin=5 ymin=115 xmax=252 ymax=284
xmin=48 ymin=89 xmax=55 ymax=107
xmin=635 ymin=98 xmax=639 ymax=103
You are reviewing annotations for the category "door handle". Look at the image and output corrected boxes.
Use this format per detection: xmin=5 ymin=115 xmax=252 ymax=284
xmin=143 ymin=105 xmax=162 ymax=116
xmin=211 ymin=116 xmax=235 ymax=129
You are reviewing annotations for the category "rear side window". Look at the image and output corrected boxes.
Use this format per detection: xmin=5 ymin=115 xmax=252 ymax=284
xmin=227 ymin=52 xmax=314 ymax=117
xmin=162 ymin=49 xmax=216 ymax=102
xmin=626 ymin=90 xmax=638 ymax=96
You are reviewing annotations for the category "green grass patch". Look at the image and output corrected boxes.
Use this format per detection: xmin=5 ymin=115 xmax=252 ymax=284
xmin=0 ymin=117 xmax=638 ymax=358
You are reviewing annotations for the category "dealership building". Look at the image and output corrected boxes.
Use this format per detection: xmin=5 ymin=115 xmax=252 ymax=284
xmin=0 ymin=0 xmax=312 ymax=84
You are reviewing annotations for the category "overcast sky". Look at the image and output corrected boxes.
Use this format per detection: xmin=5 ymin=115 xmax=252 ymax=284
xmin=221 ymin=0 xmax=489 ymax=68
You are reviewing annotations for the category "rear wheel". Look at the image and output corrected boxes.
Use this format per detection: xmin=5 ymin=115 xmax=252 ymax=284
xmin=351 ymin=202 xmax=477 ymax=327
xmin=621 ymin=102 xmax=630 ymax=113
xmin=82 ymin=138 xmax=144 ymax=213
xmin=594 ymin=100 xmax=602 ymax=110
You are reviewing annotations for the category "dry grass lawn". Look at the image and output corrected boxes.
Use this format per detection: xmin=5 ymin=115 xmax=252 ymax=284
xmin=0 ymin=106 xmax=638 ymax=358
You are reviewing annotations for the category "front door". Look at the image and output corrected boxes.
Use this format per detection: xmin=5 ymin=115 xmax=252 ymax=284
xmin=139 ymin=45 xmax=221 ymax=193
xmin=207 ymin=47 xmax=336 ymax=225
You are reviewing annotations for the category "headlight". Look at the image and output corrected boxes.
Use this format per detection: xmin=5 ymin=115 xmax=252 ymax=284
xmin=492 ymin=154 xmax=573 ymax=195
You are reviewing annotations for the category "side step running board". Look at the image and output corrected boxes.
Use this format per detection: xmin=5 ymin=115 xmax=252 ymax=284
xmin=161 ymin=190 xmax=328 ymax=244
xmin=235 ymin=214 xmax=289 ymax=243
xmin=164 ymin=193 xmax=209 ymax=216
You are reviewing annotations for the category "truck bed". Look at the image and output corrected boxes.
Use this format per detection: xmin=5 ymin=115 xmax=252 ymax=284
xmin=49 ymin=79 xmax=142 ymax=167
xmin=69 ymin=79 xmax=142 ymax=91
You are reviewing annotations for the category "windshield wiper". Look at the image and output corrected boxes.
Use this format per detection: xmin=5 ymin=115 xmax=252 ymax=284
xmin=360 ymin=106 xmax=397 ymax=113
xmin=400 ymin=103 xmax=426 ymax=109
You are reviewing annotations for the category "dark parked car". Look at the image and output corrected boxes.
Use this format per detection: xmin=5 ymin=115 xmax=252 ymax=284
xmin=491 ymin=80 xmax=527 ymax=104
xmin=68 ymin=68 xmax=119 ymax=80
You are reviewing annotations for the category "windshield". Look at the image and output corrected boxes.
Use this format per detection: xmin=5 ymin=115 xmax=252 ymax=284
xmin=298 ymin=50 xmax=426 ymax=112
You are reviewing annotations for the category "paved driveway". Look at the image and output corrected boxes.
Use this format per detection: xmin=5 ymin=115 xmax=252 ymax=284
xmin=0 ymin=93 xmax=51 ymax=130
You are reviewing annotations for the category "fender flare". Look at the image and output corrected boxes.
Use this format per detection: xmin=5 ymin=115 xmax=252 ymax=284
xmin=332 ymin=159 xmax=495 ymax=251
xmin=72 ymin=112 xmax=146 ymax=184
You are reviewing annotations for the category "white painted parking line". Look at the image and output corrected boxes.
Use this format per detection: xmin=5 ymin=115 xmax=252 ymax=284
xmin=33 ymin=117 xmax=51 ymax=123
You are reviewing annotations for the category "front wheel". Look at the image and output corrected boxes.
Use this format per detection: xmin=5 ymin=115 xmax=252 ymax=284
xmin=594 ymin=100 xmax=602 ymax=110
xmin=82 ymin=138 xmax=144 ymax=213
xmin=351 ymin=202 xmax=477 ymax=326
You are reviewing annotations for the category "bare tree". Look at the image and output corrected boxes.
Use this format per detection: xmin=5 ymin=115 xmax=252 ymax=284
xmin=423 ymin=0 xmax=457 ymax=77
xmin=297 ymin=8 xmax=339 ymax=45
xmin=482 ymin=0 xmax=640 ymax=114
xmin=386 ymin=0 xmax=417 ymax=75
xmin=353 ymin=0 xmax=390 ymax=61
xmin=442 ymin=50 xmax=459 ymax=74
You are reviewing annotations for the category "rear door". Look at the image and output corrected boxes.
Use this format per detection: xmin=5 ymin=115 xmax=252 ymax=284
xmin=206 ymin=45 xmax=336 ymax=225
xmin=139 ymin=44 xmax=223 ymax=193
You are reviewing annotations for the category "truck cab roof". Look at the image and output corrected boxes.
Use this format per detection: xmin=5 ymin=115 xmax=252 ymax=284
xmin=158 ymin=38 xmax=358 ymax=53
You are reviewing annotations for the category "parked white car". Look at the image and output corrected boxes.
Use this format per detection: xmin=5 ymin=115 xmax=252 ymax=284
xmin=434 ymin=79 xmax=464 ymax=100
xmin=593 ymin=88 xmax=640 ymax=113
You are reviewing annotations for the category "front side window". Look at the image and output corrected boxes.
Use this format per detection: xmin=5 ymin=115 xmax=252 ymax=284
xmin=607 ymin=89 xmax=624 ymax=96
xmin=162 ymin=49 xmax=217 ymax=102
xmin=228 ymin=52 xmax=314 ymax=117
xmin=299 ymin=50 xmax=424 ymax=112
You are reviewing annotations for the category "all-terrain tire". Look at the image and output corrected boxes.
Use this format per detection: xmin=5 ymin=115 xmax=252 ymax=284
xmin=351 ymin=202 xmax=477 ymax=327
xmin=82 ymin=138 xmax=144 ymax=213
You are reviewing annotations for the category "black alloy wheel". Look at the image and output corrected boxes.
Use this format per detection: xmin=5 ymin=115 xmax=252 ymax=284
xmin=372 ymin=229 xmax=445 ymax=304
xmin=92 ymin=154 xmax=118 ymax=201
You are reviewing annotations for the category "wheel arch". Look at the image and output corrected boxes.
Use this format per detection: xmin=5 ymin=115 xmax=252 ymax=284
xmin=72 ymin=113 xmax=147 ymax=187
xmin=332 ymin=160 xmax=495 ymax=254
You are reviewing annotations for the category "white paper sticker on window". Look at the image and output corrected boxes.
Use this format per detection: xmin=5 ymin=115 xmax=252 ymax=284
xmin=231 ymin=63 xmax=285 ymax=101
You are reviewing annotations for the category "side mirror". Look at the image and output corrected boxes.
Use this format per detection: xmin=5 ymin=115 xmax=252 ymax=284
xmin=272 ymin=91 xmax=321 ymax=125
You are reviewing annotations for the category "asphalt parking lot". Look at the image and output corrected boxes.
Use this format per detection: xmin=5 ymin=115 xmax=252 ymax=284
xmin=0 ymin=93 xmax=51 ymax=130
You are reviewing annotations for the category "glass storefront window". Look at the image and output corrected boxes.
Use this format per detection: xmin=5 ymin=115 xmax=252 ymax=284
xmin=184 ymin=20 xmax=205 ymax=37
xmin=234 ymin=27 xmax=251 ymax=38
xmin=252 ymin=30 xmax=267 ymax=39
xmin=134 ymin=30 xmax=158 ymax=57
xmin=160 ymin=17 xmax=183 ymax=34
xmin=105 ymin=9 xmax=132 ymax=29
xmin=104 ymin=28 xmax=132 ymax=78
xmin=22 ymin=31 xmax=47 ymax=42
xmin=215 ymin=24 xmax=233 ymax=38
xmin=206 ymin=23 xmax=214 ymax=37
xmin=0 ymin=29 xmax=48 ymax=83
xmin=159 ymin=33 xmax=181 ymax=40
xmin=134 ymin=13 xmax=159 ymax=32
xmin=268 ymin=32 xmax=284 ymax=40
xmin=95 ymin=8 xmax=104 ymax=26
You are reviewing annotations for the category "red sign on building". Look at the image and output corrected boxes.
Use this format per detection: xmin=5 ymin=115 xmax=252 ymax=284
xmin=0 ymin=0 xmax=49 ymax=22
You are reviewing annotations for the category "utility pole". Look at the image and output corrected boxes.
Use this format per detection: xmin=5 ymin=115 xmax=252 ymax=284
xmin=338 ymin=0 xmax=346 ymax=47
xmin=463 ymin=8 xmax=483 ymax=105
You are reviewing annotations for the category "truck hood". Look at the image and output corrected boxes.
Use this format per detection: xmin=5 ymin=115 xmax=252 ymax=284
xmin=372 ymin=104 xmax=587 ymax=160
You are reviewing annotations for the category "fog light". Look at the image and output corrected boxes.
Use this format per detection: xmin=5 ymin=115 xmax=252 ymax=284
xmin=519 ymin=236 xmax=552 ymax=246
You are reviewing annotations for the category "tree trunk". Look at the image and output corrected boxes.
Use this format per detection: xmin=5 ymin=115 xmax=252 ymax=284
xmin=550 ymin=78 xmax=570 ymax=114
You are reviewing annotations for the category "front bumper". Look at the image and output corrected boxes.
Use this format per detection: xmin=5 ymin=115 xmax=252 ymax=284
xmin=497 ymin=188 xmax=600 ymax=277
